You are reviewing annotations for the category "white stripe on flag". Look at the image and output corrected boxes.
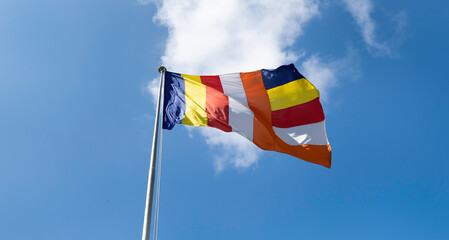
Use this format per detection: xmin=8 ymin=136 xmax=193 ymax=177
xmin=219 ymin=73 xmax=249 ymax=108
xmin=228 ymin=97 xmax=254 ymax=141
xmin=273 ymin=121 xmax=329 ymax=146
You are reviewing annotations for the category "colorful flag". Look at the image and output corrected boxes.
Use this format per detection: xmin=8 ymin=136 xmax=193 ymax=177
xmin=162 ymin=64 xmax=331 ymax=167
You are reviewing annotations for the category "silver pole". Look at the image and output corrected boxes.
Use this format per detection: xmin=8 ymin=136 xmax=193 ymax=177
xmin=142 ymin=66 xmax=166 ymax=240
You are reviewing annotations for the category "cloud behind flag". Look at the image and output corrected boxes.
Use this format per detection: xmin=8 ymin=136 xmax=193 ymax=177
xmin=163 ymin=64 xmax=331 ymax=167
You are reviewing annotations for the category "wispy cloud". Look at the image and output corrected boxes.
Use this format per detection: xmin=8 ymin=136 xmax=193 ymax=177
xmin=137 ymin=0 xmax=154 ymax=5
xmin=391 ymin=10 xmax=408 ymax=53
xmin=144 ymin=78 xmax=160 ymax=106
xmin=302 ymin=46 xmax=359 ymax=102
xmin=146 ymin=0 xmax=347 ymax=172
xmin=342 ymin=0 xmax=407 ymax=57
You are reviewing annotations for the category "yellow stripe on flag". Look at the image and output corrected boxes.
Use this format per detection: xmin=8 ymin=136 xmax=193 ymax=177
xmin=181 ymin=74 xmax=208 ymax=126
xmin=267 ymin=78 xmax=319 ymax=111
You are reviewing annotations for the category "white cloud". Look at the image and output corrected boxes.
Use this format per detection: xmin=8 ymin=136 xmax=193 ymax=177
xmin=342 ymin=0 xmax=407 ymax=57
xmin=148 ymin=0 xmax=345 ymax=172
xmin=154 ymin=0 xmax=320 ymax=74
xmin=199 ymin=128 xmax=262 ymax=173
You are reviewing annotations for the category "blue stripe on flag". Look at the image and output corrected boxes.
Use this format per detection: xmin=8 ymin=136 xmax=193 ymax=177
xmin=163 ymin=72 xmax=186 ymax=130
xmin=261 ymin=64 xmax=304 ymax=90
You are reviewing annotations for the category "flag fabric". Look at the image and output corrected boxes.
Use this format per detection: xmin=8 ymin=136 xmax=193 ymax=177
xmin=162 ymin=64 xmax=331 ymax=167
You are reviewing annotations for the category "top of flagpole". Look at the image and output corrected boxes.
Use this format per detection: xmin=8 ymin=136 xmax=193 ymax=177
xmin=158 ymin=66 xmax=166 ymax=73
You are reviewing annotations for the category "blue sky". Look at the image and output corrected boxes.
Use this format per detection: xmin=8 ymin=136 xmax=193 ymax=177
xmin=1 ymin=0 xmax=448 ymax=239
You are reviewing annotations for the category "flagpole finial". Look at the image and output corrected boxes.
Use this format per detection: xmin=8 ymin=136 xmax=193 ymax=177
xmin=158 ymin=66 xmax=166 ymax=73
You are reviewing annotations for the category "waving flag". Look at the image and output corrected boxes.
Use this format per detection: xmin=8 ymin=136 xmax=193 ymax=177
xmin=162 ymin=64 xmax=331 ymax=167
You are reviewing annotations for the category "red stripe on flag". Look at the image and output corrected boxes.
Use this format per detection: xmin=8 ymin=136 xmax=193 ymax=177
xmin=201 ymin=75 xmax=224 ymax=92
xmin=272 ymin=97 xmax=325 ymax=128
xmin=201 ymin=76 xmax=231 ymax=132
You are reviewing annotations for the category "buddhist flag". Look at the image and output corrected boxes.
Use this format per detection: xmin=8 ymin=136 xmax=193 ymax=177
xmin=162 ymin=64 xmax=331 ymax=167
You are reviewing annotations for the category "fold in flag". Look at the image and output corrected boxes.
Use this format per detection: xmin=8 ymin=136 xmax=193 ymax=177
xmin=162 ymin=64 xmax=331 ymax=167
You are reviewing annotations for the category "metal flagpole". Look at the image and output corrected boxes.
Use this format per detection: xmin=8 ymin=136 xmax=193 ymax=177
xmin=142 ymin=66 xmax=166 ymax=240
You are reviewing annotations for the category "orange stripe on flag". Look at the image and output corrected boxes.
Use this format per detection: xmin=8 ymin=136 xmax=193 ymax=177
xmin=240 ymin=70 xmax=275 ymax=151
xmin=277 ymin=143 xmax=332 ymax=168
